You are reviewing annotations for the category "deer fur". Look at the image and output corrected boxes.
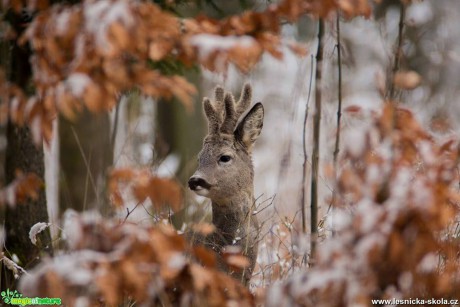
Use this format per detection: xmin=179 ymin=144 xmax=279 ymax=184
xmin=188 ymin=84 xmax=263 ymax=284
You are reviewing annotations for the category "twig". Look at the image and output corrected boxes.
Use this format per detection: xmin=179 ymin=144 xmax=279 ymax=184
xmin=111 ymin=99 xmax=121 ymax=155
xmin=122 ymin=201 xmax=142 ymax=223
xmin=309 ymin=18 xmax=324 ymax=266
xmin=301 ymin=55 xmax=315 ymax=234
xmin=331 ymin=10 xmax=343 ymax=237
xmin=333 ymin=12 xmax=343 ymax=167
xmin=71 ymin=127 xmax=99 ymax=204
xmin=253 ymin=194 xmax=276 ymax=215
xmin=387 ymin=3 xmax=406 ymax=101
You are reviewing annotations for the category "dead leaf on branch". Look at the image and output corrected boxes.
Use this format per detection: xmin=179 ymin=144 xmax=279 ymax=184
xmin=222 ymin=246 xmax=250 ymax=271
xmin=338 ymin=0 xmax=372 ymax=19
xmin=193 ymin=245 xmax=217 ymax=268
xmin=192 ymin=223 xmax=216 ymax=236
xmin=268 ymin=103 xmax=460 ymax=305
xmin=7 ymin=0 xmax=374 ymax=145
xmin=0 ymin=172 xmax=43 ymax=207
xmin=20 ymin=211 xmax=254 ymax=306
xmin=108 ymin=168 xmax=183 ymax=212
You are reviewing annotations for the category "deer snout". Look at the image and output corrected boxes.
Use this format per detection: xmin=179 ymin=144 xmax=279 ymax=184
xmin=188 ymin=176 xmax=212 ymax=191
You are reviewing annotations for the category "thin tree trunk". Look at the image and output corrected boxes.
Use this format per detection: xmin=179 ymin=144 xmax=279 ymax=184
xmin=309 ymin=18 xmax=324 ymax=265
xmin=301 ymin=55 xmax=314 ymax=235
xmin=331 ymin=11 xmax=343 ymax=237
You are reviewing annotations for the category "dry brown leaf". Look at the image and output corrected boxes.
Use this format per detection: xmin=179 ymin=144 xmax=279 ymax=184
xmin=148 ymin=177 xmax=183 ymax=212
xmin=338 ymin=0 xmax=372 ymax=19
xmin=192 ymin=223 xmax=216 ymax=236
xmin=394 ymin=71 xmax=422 ymax=90
xmin=96 ymin=262 xmax=121 ymax=306
xmin=0 ymin=172 xmax=44 ymax=207
xmin=193 ymin=245 xmax=217 ymax=268
xmin=83 ymin=84 xmax=104 ymax=112
xmin=224 ymin=254 xmax=250 ymax=271
xmin=344 ymin=105 xmax=362 ymax=113
xmin=109 ymin=22 xmax=130 ymax=51
xmin=149 ymin=41 xmax=173 ymax=61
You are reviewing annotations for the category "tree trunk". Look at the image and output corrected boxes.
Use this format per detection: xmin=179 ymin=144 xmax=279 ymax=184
xmin=3 ymin=124 xmax=52 ymax=286
xmin=1 ymin=9 xmax=52 ymax=291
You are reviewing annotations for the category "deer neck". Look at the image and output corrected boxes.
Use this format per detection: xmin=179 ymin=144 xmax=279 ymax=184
xmin=210 ymin=191 xmax=257 ymax=244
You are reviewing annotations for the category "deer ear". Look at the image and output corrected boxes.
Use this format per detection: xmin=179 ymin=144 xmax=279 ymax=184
xmin=235 ymin=103 xmax=264 ymax=150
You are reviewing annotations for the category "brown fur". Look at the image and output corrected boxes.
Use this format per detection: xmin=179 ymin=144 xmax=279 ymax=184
xmin=188 ymin=84 xmax=264 ymax=284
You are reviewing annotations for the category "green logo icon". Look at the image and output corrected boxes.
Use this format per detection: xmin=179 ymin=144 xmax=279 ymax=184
xmin=1 ymin=289 xmax=22 ymax=304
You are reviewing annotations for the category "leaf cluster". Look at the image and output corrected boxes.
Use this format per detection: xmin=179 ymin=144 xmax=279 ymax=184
xmin=267 ymin=104 xmax=460 ymax=305
xmin=19 ymin=211 xmax=254 ymax=306
xmin=0 ymin=0 xmax=372 ymax=144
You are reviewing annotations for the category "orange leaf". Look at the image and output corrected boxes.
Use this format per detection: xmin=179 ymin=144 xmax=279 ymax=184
xmin=193 ymin=245 xmax=217 ymax=268
xmin=394 ymin=71 xmax=422 ymax=90
xmin=223 ymin=254 xmax=250 ymax=271
xmin=192 ymin=223 xmax=216 ymax=236
xmin=344 ymin=105 xmax=362 ymax=113
xmin=148 ymin=177 xmax=182 ymax=212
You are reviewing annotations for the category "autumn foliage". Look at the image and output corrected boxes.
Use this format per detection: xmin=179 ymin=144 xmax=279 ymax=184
xmin=267 ymin=104 xmax=460 ymax=305
xmin=19 ymin=211 xmax=253 ymax=306
xmin=0 ymin=0 xmax=370 ymax=144
xmin=0 ymin=172 xmax=43 ymax=207
xmin=108 ymin=168 xmax=183 ymax=212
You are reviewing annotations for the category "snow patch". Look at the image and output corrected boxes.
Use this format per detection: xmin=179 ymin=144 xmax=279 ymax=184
xmin=168 ymin=254 xmax=186 ymax=270
xmin=62 ymin=209 xmax=83 ymax=249
xmin=345 ymin=127 xmax=366 ymax=157
xmin=66 ymin=73 xmax=91 ymax=97
xmin=55 ymin=9 xmax=72 ymax=35
xmin=83 ymin=0 xmax=134 ymax=54
xmin=417 ymin=252 xmax=438 ymax=273
xmin=189 ymin=34 xmax=256 ymax=59
xmin=406 ymin=1 xmax=433 ymax=26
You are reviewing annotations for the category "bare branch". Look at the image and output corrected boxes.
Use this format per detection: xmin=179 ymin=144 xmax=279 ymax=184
xmin=331 ymin=10 xmax=343 ymax=237
xmin=387 ymin=3 xmax=406 ymax=101
xmin=301 ymin=55 xmax=315 ymax=235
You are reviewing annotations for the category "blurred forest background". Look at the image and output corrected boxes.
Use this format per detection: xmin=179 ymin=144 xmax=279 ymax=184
xmin=1 ymin=0 xmax=460 ymax=306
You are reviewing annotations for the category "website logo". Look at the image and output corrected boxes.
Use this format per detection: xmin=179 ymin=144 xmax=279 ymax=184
xmin=1 ymin=289 xmax=61 ymax=306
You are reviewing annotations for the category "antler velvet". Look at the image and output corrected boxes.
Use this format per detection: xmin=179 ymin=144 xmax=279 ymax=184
xmin=203 ymin=84 xmax=253 ymax=135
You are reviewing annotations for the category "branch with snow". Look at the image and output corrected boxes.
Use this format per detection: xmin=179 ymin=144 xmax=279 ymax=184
xmin=1 ymin=254 xmax=28 ymax=279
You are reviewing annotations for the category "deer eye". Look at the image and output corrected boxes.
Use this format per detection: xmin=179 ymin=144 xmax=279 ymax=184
xmin=219 ymin=155 xmax=232 ymax=163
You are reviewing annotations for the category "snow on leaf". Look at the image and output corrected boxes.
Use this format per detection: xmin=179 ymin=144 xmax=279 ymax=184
xmin=1 ymin=255 xmax=27 ymax=279
xmin=66 ymin=73 xmax=91 ymax=98
xmin=29 ymin=222 xmax=51 ymax=246
xmin=417 ymin=252 xmax=438 ymax=273
xmin=0 ymin=172 xmax=43 ymax=207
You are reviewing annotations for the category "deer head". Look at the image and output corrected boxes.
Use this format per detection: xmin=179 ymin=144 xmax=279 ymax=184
xmin=188 ymin=84 xmax=264 ymax=206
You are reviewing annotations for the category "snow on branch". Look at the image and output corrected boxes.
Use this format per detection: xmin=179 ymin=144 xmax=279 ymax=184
xmin=267 ymin=105 xmax=460 ymax=305
xmin=0 ymin=0 xmax=372 ymax=144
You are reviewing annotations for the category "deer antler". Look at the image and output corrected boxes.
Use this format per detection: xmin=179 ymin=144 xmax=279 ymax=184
xmin=220 ymin=83 xmax=252 ymax=134
xmin=203 ymin=84 xmax=253 ymax=135
xmin=203 ymin=86 xmax=225 ymax=135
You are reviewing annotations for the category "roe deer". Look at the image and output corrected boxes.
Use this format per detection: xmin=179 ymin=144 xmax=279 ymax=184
xmin=188 ymin=84 xmax=264 ymax=284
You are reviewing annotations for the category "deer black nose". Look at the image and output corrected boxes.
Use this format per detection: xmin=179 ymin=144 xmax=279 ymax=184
xmin=188 ymin=176 xmax=211 ymax=190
